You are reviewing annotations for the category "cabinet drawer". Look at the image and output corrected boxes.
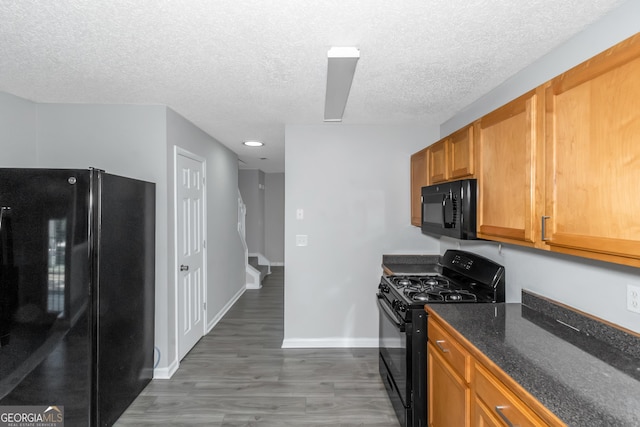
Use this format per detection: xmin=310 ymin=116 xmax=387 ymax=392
xmin=428 ymin=317 xmax=469 ymax=381
xmin=474 ymin=363 xmax=546 ymax=427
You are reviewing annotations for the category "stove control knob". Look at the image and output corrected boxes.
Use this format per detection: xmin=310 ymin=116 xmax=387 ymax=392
xmin=397 ymin=302 xmax=407 ymax=312
xmin=378 ymin=283 xmax=390 ymax=293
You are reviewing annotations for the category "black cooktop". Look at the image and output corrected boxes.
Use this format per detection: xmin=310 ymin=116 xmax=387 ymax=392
xmin=381 ymin=250 xmax=505 ymax=306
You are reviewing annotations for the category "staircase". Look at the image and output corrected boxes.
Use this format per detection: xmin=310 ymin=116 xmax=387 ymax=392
xmin=238 ymin=189 xmax=271 ymax=289
xmin=248 ymin=255 xmax=271 ymax=287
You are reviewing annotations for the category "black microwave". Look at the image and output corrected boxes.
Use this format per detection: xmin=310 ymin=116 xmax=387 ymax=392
xmin=421 ymin=179 xmax=477 ymax=240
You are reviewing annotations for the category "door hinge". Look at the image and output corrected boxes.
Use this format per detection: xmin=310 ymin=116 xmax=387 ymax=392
xmin=203 ymin=302 xmax=207 ymax=311
xmin=203 ymin=240 xmax=206 ymax=248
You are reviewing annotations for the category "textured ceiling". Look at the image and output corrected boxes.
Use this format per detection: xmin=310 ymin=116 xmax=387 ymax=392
xmin=0 ymin=0 xmax=627 ymax=173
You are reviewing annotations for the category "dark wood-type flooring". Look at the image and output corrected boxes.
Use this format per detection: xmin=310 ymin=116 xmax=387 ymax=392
xmin=115 ymin=267 xmax=400 ymax=426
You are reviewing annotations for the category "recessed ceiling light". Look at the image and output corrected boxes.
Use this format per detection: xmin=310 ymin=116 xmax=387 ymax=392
xmin=243 ymin=140 xmax=264 ymax=147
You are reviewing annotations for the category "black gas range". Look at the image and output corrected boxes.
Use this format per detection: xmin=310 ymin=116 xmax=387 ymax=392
xmin=377 ymin=250 xmax=505 ymax=427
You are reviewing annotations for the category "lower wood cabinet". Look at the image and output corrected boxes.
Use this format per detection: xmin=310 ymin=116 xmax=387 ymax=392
xmin=427 ymin=315 xmax=471 ymax=426
xmin=474 ymin=396 xmax=503 ymax=427
xmin=427 ymin=341 xmax=470 ymax=427
xmin=474 ymin=363 xmax=547 ymax=427
xmin=427 ymin=314 xmax=565 ymax=427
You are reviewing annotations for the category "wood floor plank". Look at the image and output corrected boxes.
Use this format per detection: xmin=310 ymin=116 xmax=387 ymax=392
xmin=115 ymin=267 xmax=399 ymax=426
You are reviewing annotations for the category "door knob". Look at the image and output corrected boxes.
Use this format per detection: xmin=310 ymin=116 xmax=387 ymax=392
xmin=180 ymin=264 xmax=189 ymax=271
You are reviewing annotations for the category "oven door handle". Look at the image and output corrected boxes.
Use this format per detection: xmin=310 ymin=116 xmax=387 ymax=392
xmin=376 ymin=296 xmax=406 ymax=332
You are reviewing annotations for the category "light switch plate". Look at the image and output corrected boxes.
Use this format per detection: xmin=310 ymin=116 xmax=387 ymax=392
xmin=296 ymin=208 xmax=304 ymax=220
xmin=296 ymin=235 xmax=308 ymax=246
xmin=627 ymin=284 xmax=640 ymax=314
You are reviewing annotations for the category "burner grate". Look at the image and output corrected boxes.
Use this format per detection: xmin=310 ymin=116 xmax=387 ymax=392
xmin=385 ymin=274 xmax=487 ymax=304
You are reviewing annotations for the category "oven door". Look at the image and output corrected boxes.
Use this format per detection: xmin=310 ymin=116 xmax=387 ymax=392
xmin=377 ymin=296 xmax=410 ymax=425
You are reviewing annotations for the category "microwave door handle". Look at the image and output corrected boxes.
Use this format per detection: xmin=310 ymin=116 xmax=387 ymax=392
xmin=441 ymin=194 xmax=447 ymax=227
xmin=442 ymin=192 xmax=455 ymax=228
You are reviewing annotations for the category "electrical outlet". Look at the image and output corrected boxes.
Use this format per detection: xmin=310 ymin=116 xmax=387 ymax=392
xmin=627 ymin=285 xmax=640 ymax=314
xmin=296 ymin=208 xmax=304 ymax=220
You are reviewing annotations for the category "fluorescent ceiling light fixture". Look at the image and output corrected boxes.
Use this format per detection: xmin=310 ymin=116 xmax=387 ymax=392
xmin=243 ymin=140 xmax=264 ymax=147
xmin=324 ymin=47 xmax=360 ymax=122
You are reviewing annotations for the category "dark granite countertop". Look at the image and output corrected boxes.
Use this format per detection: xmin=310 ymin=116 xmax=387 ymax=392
xmin=381 ymin=254 xmax=440 ymax=275
xmin=427 ymin=294 xmax=640 ymax=426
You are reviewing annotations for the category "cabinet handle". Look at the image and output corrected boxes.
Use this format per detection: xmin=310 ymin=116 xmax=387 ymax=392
xmin=435 ymin=340 xmax=449 ymax=353
xmin=541 ymin=216 xmax=550 ymax=241
xmin=495 ymin=405 xmax=518 ymax=427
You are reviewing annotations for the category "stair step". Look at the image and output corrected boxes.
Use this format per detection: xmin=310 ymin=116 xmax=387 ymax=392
xmin=248 ymin=256 xmax=269 ymax=281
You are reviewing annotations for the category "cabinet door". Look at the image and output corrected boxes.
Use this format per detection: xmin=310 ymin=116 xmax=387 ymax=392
xmin=449 ymin=125 xmax=474 ymax=180
xmin=428 ymin=139 xmax=449 ymax=184
xmin=476 ymin=88 xmax=544 ymax=246
xmin=544 ymin=33 xmax=640 ymax=267
xmin=474 ymin=363 xmax=547 ymax=427
xmin=427 ymin=341 xmax=470 ymax=427
xmin=411 ymin=148 xmax=429 ymax=226
xmin=474 ymin=397 xmax=502 ymax=427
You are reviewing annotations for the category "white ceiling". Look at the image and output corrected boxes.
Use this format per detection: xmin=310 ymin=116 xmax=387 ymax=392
xmin=0 ymin=0 xmax=627 ymax=173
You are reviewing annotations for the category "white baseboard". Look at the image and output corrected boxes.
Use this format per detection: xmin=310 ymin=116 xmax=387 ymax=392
xmin=206 ymin=285 xmax=246 ymax=333
xmin=153 ymin=358 xmax=179 ymax=379
xmin=281 ymin=337 xmax=379 ymax=348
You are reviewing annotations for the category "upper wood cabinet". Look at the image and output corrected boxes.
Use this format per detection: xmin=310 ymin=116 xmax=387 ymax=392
xmin=428 ymin=125 xmax=475 ymax=185
xmin=543 ymin=33 xmax=640 ymax=267
xmin=410 ymin=147 xmax=429 ymax=226
xmin=475 ymin=88 xmax=544 ymax=247
xmin=411 ymin=125 xmax=474 ymax=226
xmin=449 ymin=125 xmax=475 ymax=180
xmin=427 ymin=139 xmax=449 ymax=184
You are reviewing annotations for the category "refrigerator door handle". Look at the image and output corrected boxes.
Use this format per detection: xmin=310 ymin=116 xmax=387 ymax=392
xmin=0 ymin=206 xmax=10 ymax=233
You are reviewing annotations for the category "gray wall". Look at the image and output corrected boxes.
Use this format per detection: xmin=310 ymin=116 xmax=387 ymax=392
xmin=166 ymin=108 xmax=245 ymax=341
xmin=439 ymin=0 xmax=640 ymax=333
xmin=0 ymin=92 xmax=37 ymax=166
xmin=0 ymin=93 xmax=246 ymax=375
xmin=238 ymin=169 xmax=266 ymax=256
xmin=283 ymin=125 xmax=439 ymax=346
xmin=265 ymin=172 xmax=285 ymax=264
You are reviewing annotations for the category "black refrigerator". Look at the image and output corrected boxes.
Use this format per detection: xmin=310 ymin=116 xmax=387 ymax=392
xmin=0 ymin=168 xmax=155 ymax=426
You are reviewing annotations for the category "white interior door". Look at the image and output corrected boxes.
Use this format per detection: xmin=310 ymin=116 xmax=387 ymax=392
xmin=176 ymin=149 xmax=206 ymax=361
